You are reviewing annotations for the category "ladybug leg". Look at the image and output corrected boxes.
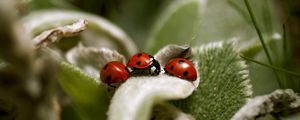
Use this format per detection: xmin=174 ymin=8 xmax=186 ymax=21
xmin=148 ymin=67 xmax=155 ymax=75
xmin=127 ymin=67 xmax=134 ymax=73
xmin=107 ymin=84 xmax=117 ymax=88
xmin=153 ymin=59 xmax=161 ymax=75
xmin=163 ymin=67 xmax=168 ymax=74
xmin=150 ymin=68 xmax=157 ymax=75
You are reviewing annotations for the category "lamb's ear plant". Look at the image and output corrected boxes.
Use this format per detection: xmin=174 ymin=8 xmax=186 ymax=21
xmin=58 ymin=62 xmax=109 ymax=120
xmin=22 ymin=11 xmax=136 ymax=120
xmin=106 ymin=41 xmax=254 ymax=120
xmin=22 ymin=10 xmax=138 ymax=57
xmin=66 ymin=45 xmax=127 ymax=80
xmin=139 ymin=0 xmax=253 ymax=119
xmin=232 ymin=89 xmax=300 ymax=120
xmin=174 ymin=42 xmax=252 ymax=120
xmin=1 ymin=0 xmax=300 ymax=120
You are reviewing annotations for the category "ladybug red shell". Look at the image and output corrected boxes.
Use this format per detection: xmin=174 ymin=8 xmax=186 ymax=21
xmin=100 ymin=61 xmax=129 ymax=84
xmin=127 ymin=52 xmax=161 ymax=75
xmin=164 ymin=58 xmax=197 ymax=81
xmin=127 ymin=52 xmax=154 ymax=69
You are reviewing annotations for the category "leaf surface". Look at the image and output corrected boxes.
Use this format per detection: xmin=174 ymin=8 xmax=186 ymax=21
xmin=175 ymin=42 xmax=252 ymax=120
xmin=58 ymin=62 xmax=109 ymax=120
xmin=108 ymin=74 xmax=198 ymax=120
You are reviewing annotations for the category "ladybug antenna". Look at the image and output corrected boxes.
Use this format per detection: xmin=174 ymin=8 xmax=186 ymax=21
xmin=181 ymin=34 xmax=197 ymax=59
xmin=182 ymin=47 xmax=190 ymax=54
xmin=186 ymin=33 xmax=198 ymax=47
xmin=179 ymin=46 xmax=192 ymax=59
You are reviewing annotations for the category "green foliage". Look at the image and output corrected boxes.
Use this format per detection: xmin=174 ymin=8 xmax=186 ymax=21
xmin=175 ymin=42 xmax=252 ymax=120
xmin=193 ymin=0 xmax=254 ymax=44
xmin=61 ymin=105 xmax=82 ymax=120
xmin=146 ymin=0 xmax=203 ymax=54
xmin=58 ymin=62 xmax=109 ymax=120
xmin=241 ymin=55 xmax=300 ymax=78
xmin=108 ymin=0 xmax=169 ymax=49
xmin=17 ymin=0 xmax=300 ymax=119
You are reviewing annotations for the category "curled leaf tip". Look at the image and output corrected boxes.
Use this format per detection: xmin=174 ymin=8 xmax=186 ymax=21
xmin=155 ymin=44 xmax=192 ymax=66
xmin=33 ymin=19 xmax=88 ymax=49
xmin=22 ymin=10 xmax=138 ymax=57
xmin=66 ymin=45 xmax=126 ymax=79
xmin=155 ymin=44 xmax=200 ymax=87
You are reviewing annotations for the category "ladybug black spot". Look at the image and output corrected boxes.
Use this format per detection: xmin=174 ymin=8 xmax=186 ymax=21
xmin=137 ymin=53 xmax=143 ymax=57
xmin=104 ymin=64 xmax=108 ymax=69
xmin=178 ymin=60 xmax=185 ymax=64
xmin=183 ymin=71 xmax=189 ymax=76
xmin=106 ymin=75 xmax=112 ymax=81
xmin=170 ymin=66 xmax=174 ymax=70
xmin=136 ymin=61 xmax=141 ymax=66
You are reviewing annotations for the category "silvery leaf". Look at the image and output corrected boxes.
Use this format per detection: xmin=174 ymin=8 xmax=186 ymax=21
xmin=108 ymin=74 xmax=198 ymax=120
xmin=231 ymin=89 xmax=300 ymax=120
xmin=66 ymin=45 xmax=126 ymax=80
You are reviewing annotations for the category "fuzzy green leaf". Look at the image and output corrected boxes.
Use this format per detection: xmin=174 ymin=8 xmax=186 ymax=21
xmin=175 ymin=42 xmax=252 ymax=120
xmin=58 ymin=62 xmax=109 ymax=120
xmin=146 ymin=0 xmax=205 ymax=53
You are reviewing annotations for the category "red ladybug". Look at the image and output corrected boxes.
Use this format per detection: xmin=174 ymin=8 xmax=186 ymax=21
xmin=127 ymin=52 xmax=161 ymax=75
xmin=164 ymin=58 xmax=197 ymax=81
xmin=100 ymin=61 xmax=129 ymax=85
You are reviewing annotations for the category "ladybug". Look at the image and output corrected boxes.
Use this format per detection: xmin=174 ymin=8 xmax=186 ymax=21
xmin=164 ymin=58 xmax=197 ymax=81
xmin=127 ymin=52 xmax=161 ymax=76
xmin=100 ymin=61 xmax=129 ymax=85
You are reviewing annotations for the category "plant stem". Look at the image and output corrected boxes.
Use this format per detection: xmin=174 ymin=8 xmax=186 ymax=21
xmin=282 ymin=24 xmax=288 ymax=87
xmin=282 ymin=24 xmax=289 ymax=62
xmin=240 ymin=55 xmax=300 ymax=78
xmin=244 ymin=0 xmax=283 ymax=88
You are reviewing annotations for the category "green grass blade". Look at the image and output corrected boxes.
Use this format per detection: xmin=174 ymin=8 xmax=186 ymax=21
xmin=240 ymin=55 xmax=300 ymax=78
xmin=282 ymin=24 xmax=289 ymax=62
xmin=244 ymin=0 xmax=282 ymax=88
xmin=244 ymin=0 xmax=273 ymax=65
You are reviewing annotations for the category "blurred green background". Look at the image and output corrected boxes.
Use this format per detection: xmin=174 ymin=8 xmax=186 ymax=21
xmin=10 ymin=0 xmax=300 ymax=119
xmin=26 ymin=0 xmax=300 ymax=95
